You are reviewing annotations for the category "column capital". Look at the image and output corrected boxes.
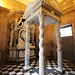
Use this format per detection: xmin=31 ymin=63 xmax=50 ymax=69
xmin=56 ymin=20 xmax=62 ymax=23
xmin=38 ymin=13 xmax=46 ymax=17
xmin=38 ymin=11 xmax=46 ymax=17
xmin=25 ymin=21 xmax=30 ymax=24
xmin=24 ymin=21 xmax=30 ymax=26
xmin=56 ymin=20 xmax=62 ymax=29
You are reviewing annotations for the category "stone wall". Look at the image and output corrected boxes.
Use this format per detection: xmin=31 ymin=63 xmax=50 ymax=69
xmin=44 ymin=24 xmax=57 ymax=60
xmin=0 ymin=7 xmax=10 ymax=63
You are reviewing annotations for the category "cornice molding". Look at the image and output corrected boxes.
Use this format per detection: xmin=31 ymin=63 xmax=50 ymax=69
xmin=0 ymin=6 xmax=10 ymax=12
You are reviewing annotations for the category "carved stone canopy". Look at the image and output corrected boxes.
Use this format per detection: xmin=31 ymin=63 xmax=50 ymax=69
xmin=23 ymin=0 xmax=63 ymax=26
xmin=23 ymin=0 xmax=63 ymax=72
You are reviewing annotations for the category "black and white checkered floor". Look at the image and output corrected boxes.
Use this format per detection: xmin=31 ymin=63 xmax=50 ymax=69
xmin=0 ymin=59 xmax=75 ymax=75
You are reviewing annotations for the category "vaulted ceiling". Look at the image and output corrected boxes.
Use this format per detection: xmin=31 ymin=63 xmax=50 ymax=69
xmin=17 ymin=0 xmax=63 ymax=5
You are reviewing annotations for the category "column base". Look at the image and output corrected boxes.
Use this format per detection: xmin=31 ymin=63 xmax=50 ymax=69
xmin=23 ymin=66 xmax=30 ymax=70
xmin=56 ymin=68 xmax=65 ymax=74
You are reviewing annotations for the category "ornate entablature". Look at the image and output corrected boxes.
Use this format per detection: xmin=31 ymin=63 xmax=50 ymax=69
xmin=23 ymin=0 xmax=62 ymax=26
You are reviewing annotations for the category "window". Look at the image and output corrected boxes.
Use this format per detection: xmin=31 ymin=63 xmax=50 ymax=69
xmin=60 ymin=24 xmax=72 ymax=37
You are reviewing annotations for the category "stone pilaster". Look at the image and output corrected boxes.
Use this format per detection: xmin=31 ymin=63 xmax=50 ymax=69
xmin=56 ymin=21 xmax=63 ymax=71
xmin=39 ymin=14 xmax=46 ymax=75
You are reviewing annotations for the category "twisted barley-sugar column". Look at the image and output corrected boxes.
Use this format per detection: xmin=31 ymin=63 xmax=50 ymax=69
xmin=25 ymin=21 xmax=30 ymax=69
xmin=39 ymin=14 xmax=46 ymax=75
xmin=56 ymin=21 xmax=63 ymax=71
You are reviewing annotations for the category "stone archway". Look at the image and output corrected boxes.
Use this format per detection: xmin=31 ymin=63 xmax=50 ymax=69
xmin=7 ymin=11 xmax=24 ymax=27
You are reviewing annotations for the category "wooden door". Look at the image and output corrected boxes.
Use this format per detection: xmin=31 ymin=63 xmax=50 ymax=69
xmin=60 ymin=24 xmax=74 ymax=61
xmin=62 ymin=36 xmax=73 ymax=61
